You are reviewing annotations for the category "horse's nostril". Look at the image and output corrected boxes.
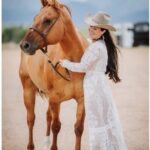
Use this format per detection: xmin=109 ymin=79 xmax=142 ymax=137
xmin=23 ymin=41 xmax=30 ymax=50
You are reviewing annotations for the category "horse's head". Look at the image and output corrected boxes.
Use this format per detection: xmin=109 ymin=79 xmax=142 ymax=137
xmin=20 ymin=0 xmax=70 ymax=55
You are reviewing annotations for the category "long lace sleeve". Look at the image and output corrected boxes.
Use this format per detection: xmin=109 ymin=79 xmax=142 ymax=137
xmin=62 ymin=46 xmax=100 ymax=73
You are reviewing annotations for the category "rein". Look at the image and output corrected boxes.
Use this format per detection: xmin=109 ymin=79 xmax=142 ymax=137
xmin=29 ymin=19 xmax=71 ymax=81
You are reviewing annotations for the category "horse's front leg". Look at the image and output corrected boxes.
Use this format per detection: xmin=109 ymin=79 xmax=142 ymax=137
xmin=46 ymin=103 xmax=52 ymax=136
xmin=21 ymin=76 xmax=36 ymax=150
xmin=74 ymin=96 xmax=85 ymax=150
xmin=42 ymin=103 xmax=52 ymax=149
xmin=50 ymin=102 xmax=61 ymax=150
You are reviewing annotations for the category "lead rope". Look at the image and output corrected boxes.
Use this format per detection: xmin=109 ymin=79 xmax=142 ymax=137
xmin=29 ymin=18 xmax=71 ymax=81
xmin=42 ymin=51 xmax=71 ymax=81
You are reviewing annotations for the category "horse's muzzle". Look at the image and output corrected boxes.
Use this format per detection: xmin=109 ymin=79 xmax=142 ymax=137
xmin=20 ymin=40 xmax=37 ymax=55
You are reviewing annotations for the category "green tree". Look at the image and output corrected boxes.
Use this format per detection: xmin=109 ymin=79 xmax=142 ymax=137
xmin=2 ymin=26 xmax=27 ymax=43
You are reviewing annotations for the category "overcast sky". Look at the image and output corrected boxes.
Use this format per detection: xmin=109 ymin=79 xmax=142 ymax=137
xmin=2 ymin=0 xmax=149 ymax=27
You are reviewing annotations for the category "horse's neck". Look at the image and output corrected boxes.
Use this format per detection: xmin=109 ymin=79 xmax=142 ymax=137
xmin=60 ymin=23 xmax=85 ymax=61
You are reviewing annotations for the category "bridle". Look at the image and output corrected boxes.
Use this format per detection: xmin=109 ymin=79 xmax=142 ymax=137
xmin=29 ymin=17 xmax=71 ymax=81
xmin=29 ymin=19 xmax=56 ymax=54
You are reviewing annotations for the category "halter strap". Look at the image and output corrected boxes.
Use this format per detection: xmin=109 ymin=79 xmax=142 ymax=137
xmin=29 ymin=19 xmax=71 ymax=81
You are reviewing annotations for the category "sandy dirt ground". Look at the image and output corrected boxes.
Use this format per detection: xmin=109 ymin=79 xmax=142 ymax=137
xmin=2 ymin=43 xmax=149 ymax=150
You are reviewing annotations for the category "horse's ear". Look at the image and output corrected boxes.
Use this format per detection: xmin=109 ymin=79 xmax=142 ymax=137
xmin=47 ymin=0 xmax=63 ymax=9
xmin=41 ymin=0 xmax=48 ymax=7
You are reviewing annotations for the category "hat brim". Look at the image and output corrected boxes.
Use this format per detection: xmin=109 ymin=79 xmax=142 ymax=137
xmin=84 ymin=15 xmax=117 ymax=32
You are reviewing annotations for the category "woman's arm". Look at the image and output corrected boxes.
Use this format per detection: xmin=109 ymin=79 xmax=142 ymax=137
xmin=60 ymin=47 xmax=100 ymax=73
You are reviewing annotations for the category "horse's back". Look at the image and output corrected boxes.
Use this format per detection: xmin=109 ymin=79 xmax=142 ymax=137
xmin=76 ymin=28 xmax=89 ymax=51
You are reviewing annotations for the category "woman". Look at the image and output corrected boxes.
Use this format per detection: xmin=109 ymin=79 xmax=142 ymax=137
xmin=60 ymin=12 xmax=128 ymax=150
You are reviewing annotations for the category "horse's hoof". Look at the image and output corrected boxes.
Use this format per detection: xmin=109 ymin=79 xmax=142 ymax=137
xmin=27 ymin=144 xmax=34 ymax=150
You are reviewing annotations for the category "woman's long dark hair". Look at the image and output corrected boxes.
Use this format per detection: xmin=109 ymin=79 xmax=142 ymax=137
xmin=100 ymin=29 xmax=121 ymax=83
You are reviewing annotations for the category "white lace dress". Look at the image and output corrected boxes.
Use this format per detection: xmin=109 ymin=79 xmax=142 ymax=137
xmin=61 ymin=40 xmax=128 ymax=150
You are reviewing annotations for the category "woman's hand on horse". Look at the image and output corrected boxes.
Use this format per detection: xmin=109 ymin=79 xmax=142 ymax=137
xmin=59 ymin=59 xmax=70 ymax=68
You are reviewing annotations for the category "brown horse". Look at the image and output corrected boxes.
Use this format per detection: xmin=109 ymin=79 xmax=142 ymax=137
xmin=19 ymin=0 xmax=89 ymax=150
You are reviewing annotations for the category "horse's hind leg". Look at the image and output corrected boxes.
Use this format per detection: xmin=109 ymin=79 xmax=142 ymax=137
xmin=46 ymin=103 xmax=52 ymax=136
xmin=74 ymin=97 xmax=85 ymax=150
xmin=50 ymin=102 xmax=61 ymax=150
xmin=20 ymin=75 xmax=36 ymax=150
xmin=42 ymin=103 xmax=52 ymax=149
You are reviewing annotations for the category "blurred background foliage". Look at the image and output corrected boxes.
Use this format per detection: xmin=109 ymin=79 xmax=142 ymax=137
xmin=2 ymin=26 xmax=27 ymax=43
xmin=2 ymin=26 xmax=88 ymax=44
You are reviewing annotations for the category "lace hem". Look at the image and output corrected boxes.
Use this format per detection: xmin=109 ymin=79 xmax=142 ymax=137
xmin=88 ymin=122 xmax=127 ymax=150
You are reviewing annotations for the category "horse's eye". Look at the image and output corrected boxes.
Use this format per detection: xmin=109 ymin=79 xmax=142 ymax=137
xmin=43 ymin=19 xmax=52 ymax=25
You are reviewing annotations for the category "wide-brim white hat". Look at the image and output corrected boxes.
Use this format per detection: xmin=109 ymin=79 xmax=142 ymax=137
xmin=85 ymin=11 xmax=117 ymax=31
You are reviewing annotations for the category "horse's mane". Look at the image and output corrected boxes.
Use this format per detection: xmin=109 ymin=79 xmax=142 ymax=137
xmin=63 ymin=4 xmax=72 ymax=17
